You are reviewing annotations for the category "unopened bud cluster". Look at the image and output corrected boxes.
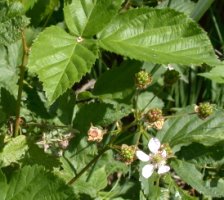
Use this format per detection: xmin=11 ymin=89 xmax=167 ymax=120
xmin=145 ymin=108 xmax=165 ymax=130
xmin=121 ymin=144 xmax=137 ymax=164
xmin=135 ymin=70 xmax=152 ymax=89
xmin=163 ymin=69 xmax=180 ymax=85
xmin=195 ymin=102 xmax=213 ymax=119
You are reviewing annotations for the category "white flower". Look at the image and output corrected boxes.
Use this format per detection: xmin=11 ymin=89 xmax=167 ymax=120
xmin=136 ymin=138 xmax=170 ymax=178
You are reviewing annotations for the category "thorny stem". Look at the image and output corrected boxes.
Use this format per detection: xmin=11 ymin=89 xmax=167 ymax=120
xmin=67 ymin=147 xmax=109 ymax=185
xmin=14 ymin=30 xmax=29 ymax=137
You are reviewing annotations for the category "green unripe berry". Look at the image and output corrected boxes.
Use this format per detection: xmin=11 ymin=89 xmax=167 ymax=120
xmin=135 ymin=70 xmax=152 ymax=89
xmin=121 ymin=144 xmax=137 ymax=164
xmin=195 ymin=102 xmax=213 ymax=119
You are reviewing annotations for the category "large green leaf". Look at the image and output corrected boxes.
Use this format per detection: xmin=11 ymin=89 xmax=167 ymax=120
xmin=64 ymin=0 xmax=123 ymax=37
xmin=0 ymin=135 xmax=28 ymax=167
xmin=0 ymin=165 xmax=74 ymax=200
xmin=98 ymin=8 xmax=219 ymax=65
xmin=0 ymin=1 xmax=29 ymax=45
xmin=28 ymin=26 xmax=97 ymax=104
xmin=157 ymin=106 xmax=224 ymax=152
xmin=171 ymin=159 xmax=224 ymax=198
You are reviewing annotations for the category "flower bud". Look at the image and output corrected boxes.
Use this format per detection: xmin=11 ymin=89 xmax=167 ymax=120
xmin=163 ymin=69 xmax=180 ymax=85
xmin=160 ymin=143 xmax=173 ymax=158
xmin=146 ymin=108 xmax=163 ymax=123
xmin=195 ymin=102 xmax=213 ymax=119
xmin=87 ymin=125 xmax=106 ymax=142
xmin=152 ymin=117 xmax=164 ymax=130
xmin=135 ymin=70 xmax=152 ymax=89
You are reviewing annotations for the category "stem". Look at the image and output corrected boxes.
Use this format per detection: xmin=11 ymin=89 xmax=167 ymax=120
xmin=67 ymin=147 xmax=108 ymax=185
xmin=14 ymin=30 xmax=29 ymax=137
xmin=210 ymin=9 xmax=224 ymax=52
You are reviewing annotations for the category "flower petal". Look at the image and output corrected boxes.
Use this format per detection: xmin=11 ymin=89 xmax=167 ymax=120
xmin=142 ymin=164 xmax=154 ymax=178
xmin=136 ymin=150 xmax=150 ymax=162
xmin=158 ymin=165 xmax=170 ymax=174
xmin=148 ymin=138 xmax=161 ymax=154
xmin=161 ymin=150 xmax=167 ymax=158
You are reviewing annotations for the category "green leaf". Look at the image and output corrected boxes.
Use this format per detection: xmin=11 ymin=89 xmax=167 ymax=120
xmin=200 ymin=63 xmax=224 ymax=83
xmin=98 ymin=8 xmax=219 ymax=65
xmin=28 ymin=26 xmax=97 ymax=104
xmin=0 ymin=1 xmax=29 ymax=45
xmin=190 ymin=0 xmax=215 ymax=22
xmin=21 ymin=141 xmax=60 ymax=170
xmin=26 ymin=0 xmax=59 ymax=26
xmin=177 ymin=143 xmax=224 ymax=167
xmin=137 ymin=91 xmax=164 ymax=112
xmin=0 ymin=44 xmax=20 ymax=97
xmin=88 ymin=166 xmax=107 ymax=192
xmin=19 ymin=0 xmax=38 ymax=11
xmin=0 ymin=88 xmax=17 ymax=117
xmin=171 ymin=159 xmax=224 ymax=197
xmin=0 ymin=165 xmax=74 ymax=200
xmin=157 ymin=106 xmax=224 ymax=152
xmin=0 ymin=135 xmax=28 ymax=167
xmin=139 ymin=167 xmax=161 ymax=199
xmin=93 ymin=60 xmax=142 ymax=100
xmin=158 ymin=0 xmax=195 ymax=15
xmin=64 ymin=0 xmax=123 ymax=37
xmin=73 ymin=102 xmax=132 ymax=133
xmin=0 ymin=169 xmax=8 ymax=200
xmin=163 ymin=174 xmax=197 ymax=200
